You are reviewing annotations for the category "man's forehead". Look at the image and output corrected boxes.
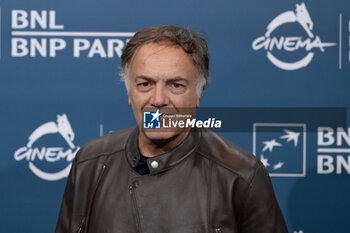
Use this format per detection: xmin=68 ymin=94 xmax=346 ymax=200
xmin=135 ymin=75 xmax=190 ymax=83
xmin=129 ymin=43 xmax=196 ymax=75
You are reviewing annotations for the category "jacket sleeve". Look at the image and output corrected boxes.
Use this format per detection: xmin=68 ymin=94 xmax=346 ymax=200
xmin=238 ymin=162 xmax=289 ymax=233
xmin=55 ymin=152 xmax=82 ymax=233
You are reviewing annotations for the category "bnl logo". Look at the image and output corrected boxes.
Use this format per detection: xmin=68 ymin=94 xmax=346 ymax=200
xmin=143 ymin=110 xmax=161 ymax=129
xmin=253 ymin=123 xmax=306 ymax=177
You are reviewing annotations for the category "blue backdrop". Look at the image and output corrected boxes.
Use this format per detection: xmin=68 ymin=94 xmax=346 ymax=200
xmin=1 ymin=0 xmax=349 ymax=232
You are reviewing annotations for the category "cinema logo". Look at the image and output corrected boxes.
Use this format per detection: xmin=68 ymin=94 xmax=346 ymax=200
xmin=11 ymin=10 xmax=134 ymax=58
xmin=143 ymin=110 xmax=222 ymax=129
xmin=252 ymin=3 xmax=336 ymax=70
xmin=317 ymin=127 xmax=350 ymax=175
xmin=14 ymin=114 xmax=80 ymax=181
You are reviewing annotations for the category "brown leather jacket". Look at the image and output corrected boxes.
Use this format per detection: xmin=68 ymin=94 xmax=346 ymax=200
xmin=55 ymin=127 xmax=288 ymax=233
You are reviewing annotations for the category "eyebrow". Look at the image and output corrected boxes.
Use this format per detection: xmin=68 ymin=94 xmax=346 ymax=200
xmin=135 ymin=75 xmax=189 ymax=84
xmin=135 ymin=75 xmax=155 ymax=82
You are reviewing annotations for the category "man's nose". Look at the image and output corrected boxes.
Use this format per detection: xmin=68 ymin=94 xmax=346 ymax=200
xmin=150 ymin=84 xmax=169 ymax=108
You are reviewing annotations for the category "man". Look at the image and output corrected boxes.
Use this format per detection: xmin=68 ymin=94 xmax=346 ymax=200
xmin=56 ymin=25 xmax=288 ymax=233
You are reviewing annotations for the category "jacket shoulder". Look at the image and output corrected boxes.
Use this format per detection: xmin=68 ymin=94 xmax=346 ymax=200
xmin=196 ymin=129 xmax=261 ymax=183
xmin=75 ymin=127 xmax=135 ymax=163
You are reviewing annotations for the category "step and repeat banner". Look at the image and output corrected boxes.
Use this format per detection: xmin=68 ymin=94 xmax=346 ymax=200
xmin=1 ymin=0 xmax=349 ymax=232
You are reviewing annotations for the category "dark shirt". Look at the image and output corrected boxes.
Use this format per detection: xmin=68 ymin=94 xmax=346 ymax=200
xmin=133 ymin=153 xmax=150 ymax=175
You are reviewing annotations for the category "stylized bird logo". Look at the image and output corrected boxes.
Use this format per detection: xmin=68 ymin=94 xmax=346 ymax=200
xmin=260 ymin=154 xmax=270 ymax=167
xmin=262 ymin=139 xmax=282 ymax=152
xmin=273 ymin=162 xmax=284 ymax=170
xmin=280 ymin=129 xmax=300 ymax=147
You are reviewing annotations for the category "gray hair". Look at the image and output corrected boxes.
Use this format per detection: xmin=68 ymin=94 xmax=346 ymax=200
xmin=120 ymin=25 xmax=210 ymax=97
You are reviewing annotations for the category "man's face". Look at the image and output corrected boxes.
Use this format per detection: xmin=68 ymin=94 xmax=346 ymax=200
xmin=128 ymin=42 xmax=200 ymax=141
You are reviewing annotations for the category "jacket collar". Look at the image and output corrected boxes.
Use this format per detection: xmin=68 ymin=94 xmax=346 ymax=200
xmin=125 ymin=127 xmax=201 ymax=175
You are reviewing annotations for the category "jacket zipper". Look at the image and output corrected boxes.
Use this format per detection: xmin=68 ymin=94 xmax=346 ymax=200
xmin=78 ymin=164 xmax=107 ymax=233
xmin=129 ymin=183 xmax=142 ymax=233
xmin=76 ymin=217 xmax=85 ymax=233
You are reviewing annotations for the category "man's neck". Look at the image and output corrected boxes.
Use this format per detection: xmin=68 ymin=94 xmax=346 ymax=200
xmin=138 ymin=129 xmax=191 ymax=157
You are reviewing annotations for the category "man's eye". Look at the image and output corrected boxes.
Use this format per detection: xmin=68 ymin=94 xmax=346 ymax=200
xmin=138 ymin=82 xmax=150 ymax=87
xmin=139 ymin=82 xmax=149 ymax=86
xmin=173 ymin=83 xmax=182 ymax=88
xmin=137 ymin=82 xmax=152 ymax=91
xmin=169 ymin=82 xmax=186 ymax=94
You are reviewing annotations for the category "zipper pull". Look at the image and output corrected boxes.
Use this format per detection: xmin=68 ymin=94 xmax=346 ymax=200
xmin=96 ymin=164 xmax=107 ymax=184
xmin=76 ymin=217 xmax=85 ymax=233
